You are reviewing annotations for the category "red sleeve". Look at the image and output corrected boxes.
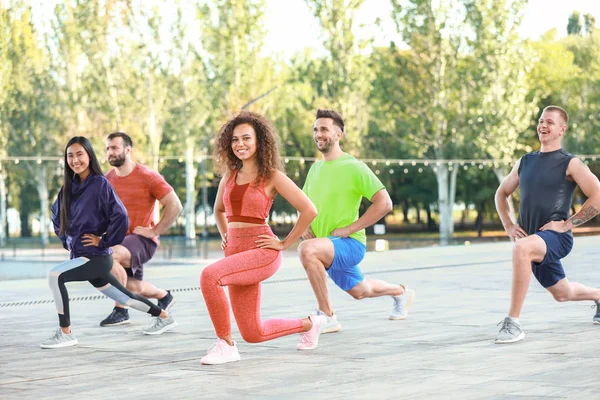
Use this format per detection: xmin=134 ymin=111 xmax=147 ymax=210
xmin=148 ymin=170 xmax=173 ymax=201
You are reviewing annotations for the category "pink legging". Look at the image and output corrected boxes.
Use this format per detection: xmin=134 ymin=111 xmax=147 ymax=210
xmin=200 ymin=226 xmax=303 ymax=343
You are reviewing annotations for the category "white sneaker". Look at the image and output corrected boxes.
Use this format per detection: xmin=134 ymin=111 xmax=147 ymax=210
xmin=40 ymin=328 xmax=78 ymax=349
xmin=142 ymin=315 xmax=177 ymax=335
xmin=201 ymin=339 xmax=241 ymax=365
xmin=315 ymin=309 xmax=342 ymax=334
xmin=390 ymin=286 xmax=415 ymax=320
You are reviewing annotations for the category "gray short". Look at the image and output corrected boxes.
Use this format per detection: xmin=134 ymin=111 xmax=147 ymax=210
xmin=120 ymin=234 xmax=158 ymax=281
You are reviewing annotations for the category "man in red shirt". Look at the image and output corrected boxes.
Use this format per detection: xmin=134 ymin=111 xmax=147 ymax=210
xmin=100 ymin=132 xmax=183 ymax=334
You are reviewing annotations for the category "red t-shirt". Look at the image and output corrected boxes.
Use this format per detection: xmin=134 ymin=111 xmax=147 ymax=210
xmin=106 ymin=163 xmax=173 ymax=240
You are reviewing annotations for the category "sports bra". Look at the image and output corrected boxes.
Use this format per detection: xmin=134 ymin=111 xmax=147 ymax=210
xmin=223 ymin=169 xmax=273 ymax=224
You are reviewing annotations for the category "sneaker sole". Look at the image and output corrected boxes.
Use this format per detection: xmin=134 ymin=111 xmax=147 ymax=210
xmin=495 ymin=332 xmax=525 ymax=344
xmin=297 ymin=342 xmax=319 ymax=350
xmin=593 ymin=320 xmax=600 ymax=325
xmin=201 ymin=355 xmax=241 ymax=365
xmin=322 ymin=324 xmax=342 ymax=334
xmin=40 ymin=339 xmax=78 ymax=349
xmin=389 ymin=289 xmax=416 ymax=320
xmin=143 ymin=320 xmax=178 ymax=335
xmin=100 ymin=319 xmax=131 ymax=327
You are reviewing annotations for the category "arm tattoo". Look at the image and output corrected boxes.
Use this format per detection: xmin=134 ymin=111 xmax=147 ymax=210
xmin=571 ymin=205 xmax=599 ymax=226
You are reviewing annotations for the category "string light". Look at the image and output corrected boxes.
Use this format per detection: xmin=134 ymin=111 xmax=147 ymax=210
xmin=3 ymin=155 xmax=600 ymax=171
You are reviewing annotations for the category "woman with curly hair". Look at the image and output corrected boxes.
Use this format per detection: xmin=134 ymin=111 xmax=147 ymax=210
xmin=200 ymin=111 xmax=327 ymax=364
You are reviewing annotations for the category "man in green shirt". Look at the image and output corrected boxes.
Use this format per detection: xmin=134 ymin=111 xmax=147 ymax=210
xmin=299 ymin=109 xmax=416 ymax=338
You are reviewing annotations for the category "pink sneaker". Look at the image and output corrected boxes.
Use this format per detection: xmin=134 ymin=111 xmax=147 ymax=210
xmin=201 ymin=339 xmax=241 ymax=365
xmin=297 ymin=314 xmax=327 ymax=350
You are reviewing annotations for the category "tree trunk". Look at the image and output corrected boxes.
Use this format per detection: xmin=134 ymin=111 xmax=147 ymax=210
xmin=476 ymin=200 xmax=485 ymax=238
xmin=0 ymin=169 xmax=6 ymax=246
xmin=414 ymin=201 xmax=422 ymax=224
xmin=435 ymin=164 xmax=458 ymax=245
xmin=184 ymin=139 xmax=196 ymax=247
xmin=103 ymin=53 xmax=122 ymax=128
xmin=20 ymin=193 xmax=31 ymax=237
xmin=493 ymin=167 xmax=517 ymax=223
xmin=36 ymin=165 xmax=49 ymax=246
xmin=402 ymin=200 xmax=409 ymax=223
xmin=426 ymin=203 xmax=435 ymax=231
xmin=449 ymin=166 xmax=458 ymax=236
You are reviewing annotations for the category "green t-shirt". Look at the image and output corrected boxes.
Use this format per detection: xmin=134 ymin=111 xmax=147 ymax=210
xmin=302 ymin=153 xmax=385 ymax=245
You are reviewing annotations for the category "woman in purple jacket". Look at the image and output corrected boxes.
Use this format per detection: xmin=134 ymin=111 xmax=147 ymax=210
xmin=41 ymin=136 xmax=175 ymax=349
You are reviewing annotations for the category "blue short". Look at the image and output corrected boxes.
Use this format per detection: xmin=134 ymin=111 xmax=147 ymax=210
xmin=532 ymin=230 xmax=574 ymax=288
xmin=326 ymin=236 xmax=366 ymax=291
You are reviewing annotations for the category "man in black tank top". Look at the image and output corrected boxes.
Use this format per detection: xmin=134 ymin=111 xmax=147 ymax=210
xmin=494 ymin=105 xmax=600 ymax=344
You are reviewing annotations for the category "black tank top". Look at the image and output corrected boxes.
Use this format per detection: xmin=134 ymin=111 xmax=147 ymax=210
xmin=517 ymin=149 xmax=576 ymax=235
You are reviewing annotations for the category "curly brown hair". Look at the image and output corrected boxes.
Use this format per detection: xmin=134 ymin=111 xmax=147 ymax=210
xmin=214 ymin=111 xmax=284 ymax=182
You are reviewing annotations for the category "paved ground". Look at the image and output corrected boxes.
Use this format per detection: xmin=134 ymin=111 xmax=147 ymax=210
xmin=1 ymin=236 xmax=600 ymax=399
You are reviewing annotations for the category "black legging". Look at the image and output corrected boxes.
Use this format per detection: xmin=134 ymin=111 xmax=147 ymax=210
xmin=48 ymin=255 xmax=162 ymax=327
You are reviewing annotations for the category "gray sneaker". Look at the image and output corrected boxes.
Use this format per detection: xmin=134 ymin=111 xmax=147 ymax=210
xmin=495 ymin=317 xmax=525 ymax=344
xmin=315 ymin=309 xmax=342 ymax=334
xmin=142 ymin=315 xmax=178 ymax=335
xmin=593 ymin=301 xmax=600 ymax=325
xmin=40 ymin=328 xmax=78 ymax=349
xmin=390 ymin=286 xmax=415 ymax=320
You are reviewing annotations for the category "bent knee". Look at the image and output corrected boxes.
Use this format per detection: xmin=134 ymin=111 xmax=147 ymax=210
xmin=551 ymin=291 xmax=570 ymax=302
xmin=512 ymin=240 xmax=530 ymax=257
xmin=111 ymin=263 xmax=126 ymax=275
xmin=298 ymin=241 xmax=315 ymax=260
xmin=348 ymin=289 xmax=368 ymax=300
xmin=200 ymin=267 xmax=220 ymax=289
xmin=239 ymin=329 xmax=265 ymax=344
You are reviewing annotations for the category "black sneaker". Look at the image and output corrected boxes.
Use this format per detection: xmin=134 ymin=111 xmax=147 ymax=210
xmin=593 ymin=301 xmax=600 ymax=325
xmin=100 ymin=307 xmax=130 ymax=327
xmin=157 ymin=290 xmax=175 ymax=311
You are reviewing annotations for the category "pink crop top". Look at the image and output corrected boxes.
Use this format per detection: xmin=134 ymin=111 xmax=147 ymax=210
xmin=223 ymin=170 xmax=274 ymax=224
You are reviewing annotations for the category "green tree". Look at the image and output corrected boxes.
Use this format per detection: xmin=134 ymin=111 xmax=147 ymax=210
xmin=304 ymin=0 xmax=372 ymax=151
xmin=463 ymin=0 xmax=535 ymax=220
xmin=3 ymin=2 xmax=63 ymax=243
xmin=390 ymin=0 xmax=472 ymax=244
xmin=0 ymin=3 xmax=11 ymax=244
xmin=584 ymin=13 xmax=596 ymax=35
xmin=567 ymin=11 xmax=582 ymax=36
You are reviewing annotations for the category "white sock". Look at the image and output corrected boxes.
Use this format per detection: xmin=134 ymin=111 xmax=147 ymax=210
xmin=507 ymin=316 xmax=520 ymax=324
